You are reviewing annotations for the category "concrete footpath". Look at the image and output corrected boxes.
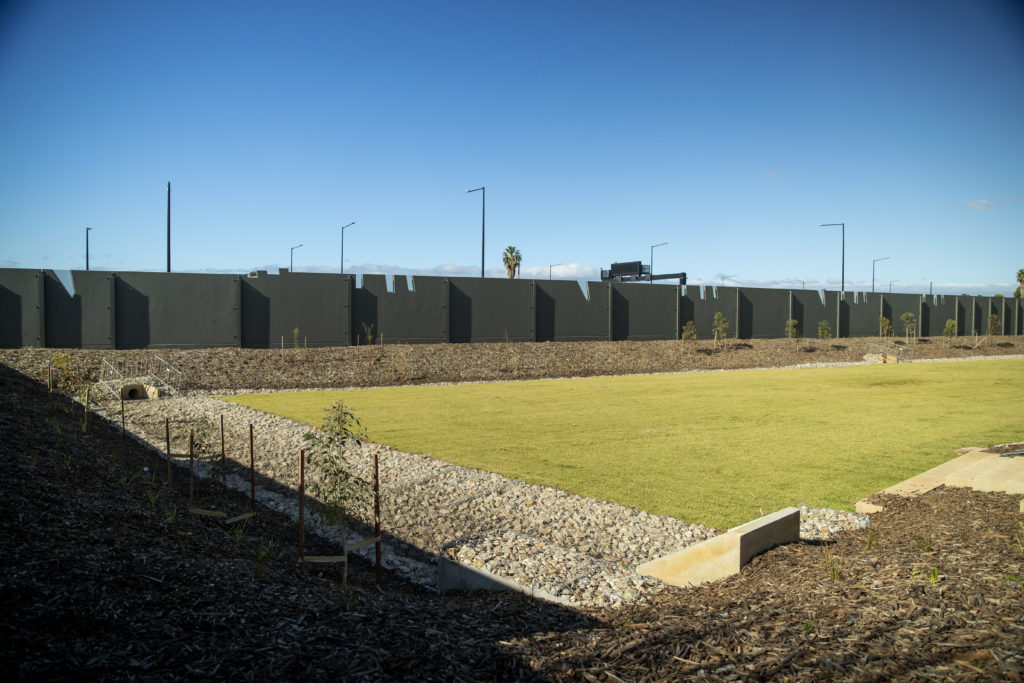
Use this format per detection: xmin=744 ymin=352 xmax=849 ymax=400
xmin=856 ymin=446 xmax=1024 ymax=513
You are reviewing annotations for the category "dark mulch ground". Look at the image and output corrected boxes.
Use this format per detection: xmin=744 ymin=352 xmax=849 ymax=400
xmin=2 ymin=340 xmax=1023 ymax=680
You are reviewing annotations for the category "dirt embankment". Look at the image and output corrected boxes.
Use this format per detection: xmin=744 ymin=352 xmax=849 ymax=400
xmin=2 ymin=336 xmax=1022 ymax=393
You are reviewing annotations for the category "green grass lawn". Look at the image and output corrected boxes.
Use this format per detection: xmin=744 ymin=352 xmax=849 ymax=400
xmin=224 ymin=358 xmax=1024 ymax=529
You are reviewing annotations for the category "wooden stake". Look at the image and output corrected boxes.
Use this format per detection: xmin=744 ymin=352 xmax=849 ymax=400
xmin=249 ymin=423 xmax=256 ymax=514
xmin=374 ymin=447 xmax=382 ymax=587
xmin=120 ymin=390 xmax=126 ymax=439
xmin=298 ymin=449 xmax=305 ymax=568
xmin=48 ymin=362 xmax=52 ymax=393
xmin=83 ymin=385 xmax=90 ymax=431
xmin=165 ymin=418 xmax=172 ymax=487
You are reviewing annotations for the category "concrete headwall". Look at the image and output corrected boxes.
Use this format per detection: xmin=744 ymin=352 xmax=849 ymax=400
xmin=1 ymin=267 xmax=1019 ymax=348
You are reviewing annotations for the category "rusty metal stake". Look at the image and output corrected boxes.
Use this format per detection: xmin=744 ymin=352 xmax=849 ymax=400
xmin=249 ymin=423 xmax=256 ymax=514
xmin=374 ymin=447 xmax=382 ymax=587
xmin=165 ymin=417 xmax=172 ymax=487
xmin=298 ymin=449 xmax=305 ymax=568
xmin=188 ymin=428 xmax=195 ymax=507
xmin=220 ymin=414 xmax=226 ymax=490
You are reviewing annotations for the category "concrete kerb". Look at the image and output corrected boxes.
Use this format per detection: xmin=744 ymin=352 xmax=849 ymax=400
xmin=636 ymin=507 xmax=800 ymax=588
xmin=437 ymin=554 xmax=573 ymax=606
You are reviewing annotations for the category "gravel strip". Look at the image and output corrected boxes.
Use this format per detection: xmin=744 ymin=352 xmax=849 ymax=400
xmin=108 ymin=391 xmax=868 ymax=609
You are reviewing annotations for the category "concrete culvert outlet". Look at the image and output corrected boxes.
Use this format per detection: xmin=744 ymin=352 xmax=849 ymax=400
xmin=121 ymin=384 xmax=159 ymax=400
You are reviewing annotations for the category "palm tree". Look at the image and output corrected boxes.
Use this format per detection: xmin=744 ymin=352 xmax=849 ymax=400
xmin=502 ymin=246 xmax=522 ymax=279
xmin=1016 ymin=268 xmax=1024 ymax=298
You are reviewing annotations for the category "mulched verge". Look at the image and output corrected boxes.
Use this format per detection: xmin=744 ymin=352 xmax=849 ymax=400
xmin=2 ymin=343 xmax=1024 ymax=680
xmin=1 ymin=336 xmax=1022 ymax=393
xmin=510 ymin=488 xmax=1024 ymax=680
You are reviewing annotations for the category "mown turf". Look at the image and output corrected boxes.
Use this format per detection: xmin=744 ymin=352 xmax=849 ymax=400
xmin=224 ymin=359 xmax=1024 ymax=529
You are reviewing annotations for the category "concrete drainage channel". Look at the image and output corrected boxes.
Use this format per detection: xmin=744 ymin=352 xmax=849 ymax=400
xmin=104 ymin=392 xmax=870 ymax=609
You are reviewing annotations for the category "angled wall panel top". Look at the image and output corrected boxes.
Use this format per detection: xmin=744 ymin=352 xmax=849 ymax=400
xmin=536 ymin=280 xmax=609 ymax=342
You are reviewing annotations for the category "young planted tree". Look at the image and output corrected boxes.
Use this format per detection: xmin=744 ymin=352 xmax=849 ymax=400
xmin=878 ymin=316 xmax=893 ymax=338
xmin=302 ymin=401 xmax=370 ymax=554
xmin=900 ymin=312 xmax=917 ymax=344
xmin=712 ymin=312 xmax=729 ymax=347
xmin=988 ymin=313 xmax=1000 ymax=336
xmin=681 ymin=320 xmax=697 ymax=341
xmin=942 ymin=318 xmax=957 ymax=347
xmin=502 ymin=246 xmax=522 ymax=279
xmin=817 ymin=320 xmax=831 ymax=341
xmin=784 ymin=318 xmax=800 ymax=339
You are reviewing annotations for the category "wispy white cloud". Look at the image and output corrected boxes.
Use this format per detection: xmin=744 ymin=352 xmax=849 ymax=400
xmin=764 ymin=170 xmax=779 ymax=179
xmin=519 ymin=262 xmax=600 ymax=280
xmin=968 ymin=198 xmax=995 ymax=211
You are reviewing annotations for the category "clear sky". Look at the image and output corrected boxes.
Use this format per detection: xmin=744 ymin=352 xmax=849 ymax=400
xmin=1 ymin=0 xmax=1022 ymax=295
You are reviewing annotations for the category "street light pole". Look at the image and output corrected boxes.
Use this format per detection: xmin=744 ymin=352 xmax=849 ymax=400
xmin=166 ymin=182 xmax=171 ymax=273
xmin=290 ymin=244 xmax=303 ymax=272
xmin=466 ymin=187 xmax=485 ymax=277
xmin=549 ymin=263 xmax=563 ymax=280
xmin=872 ymin=256 xmax=891 ymax=293
xmin=339 ymin=221 xmax=355 ymax=275
xmin=86 ymin=226 xmax=91 ymax=271
xmin=889 ymin=280 xmax=898 ymax=294
xmin=722 ymin=274 xmax=738 ymax=286
xmin=650 ymin=242 xmax=668 ymax=283
xmin=818 ymin=223 xmax=845 ymax=299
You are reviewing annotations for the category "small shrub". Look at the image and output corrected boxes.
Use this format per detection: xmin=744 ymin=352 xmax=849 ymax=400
xmin=712 ymin=312 xmax=729 ymax=345
xmin=817 ymin=320 xmax=831 ymax=341
xmin=361 ymin=321 xmax=375 ymax=345
xmin=900 ymin=312 xmax=917 ymax=344
xmin=942 ymin=318 xmax=957 ymax=347
xmin=878 ymin=316 xmax=893 ymax=338
xmin=821 ymin=544 xmax=840 ymax=581
xmin=784 ymin=318 xmax=800 ymax=339
xmin=681 ymin=321 xmax=697 ymax=341
xmin=987 ymin=313 xmax=1000 ymax=336
xmin=302 ymin=401 xmax=371 ymax=562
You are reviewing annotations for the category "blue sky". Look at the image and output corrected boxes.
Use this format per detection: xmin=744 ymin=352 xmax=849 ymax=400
xmin=1 ymin=0 xmax=1022 ymax=295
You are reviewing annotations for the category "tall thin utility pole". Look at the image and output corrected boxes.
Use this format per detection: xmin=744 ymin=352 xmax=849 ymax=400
xmin=466 ymin=187 xmax=485 ymax=277
xmin=166 ymin=182 xmax=171 ymax=272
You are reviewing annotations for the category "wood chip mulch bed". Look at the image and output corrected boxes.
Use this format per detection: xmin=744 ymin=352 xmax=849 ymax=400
xmin=2 ymin=342 xmax=1023 ymax=680
xmin=2 ymin=336 xmax=1021 ymax=393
